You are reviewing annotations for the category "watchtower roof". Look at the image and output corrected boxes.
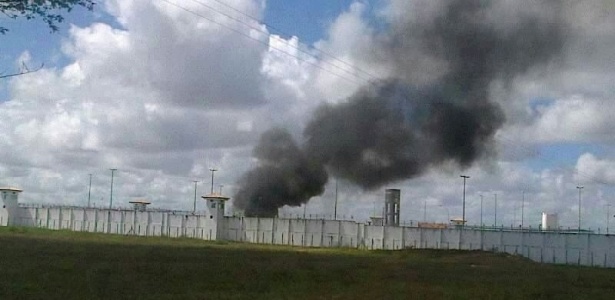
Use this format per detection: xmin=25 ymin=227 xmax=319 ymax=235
xmin=128 ymin=199 xmax=151 ymax=205
xmin=201 ymin=193 xmax=230 ymax=201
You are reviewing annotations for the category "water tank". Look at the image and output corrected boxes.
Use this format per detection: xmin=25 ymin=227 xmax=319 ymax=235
xmin=385 ymin=189 xmax=400 ymax=226
xmin=541 ymin=212 xmax=558 ymax=230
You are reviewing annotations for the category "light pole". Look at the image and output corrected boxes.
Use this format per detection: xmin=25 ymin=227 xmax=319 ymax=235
xmin=108 ymin=168 xmax=117 ymax=234
xmin=577 ymin=186 xmax=583 ymax=232
xmin=521 ymin=191 xmax=525 ymax=228
xmin=605 ymin=204 xmax=612 ymax=234
xmin=109 ymin=169 xmax=117 ymax=209
xmin=480 ymin=194 xmax=483 ymax=227
xmin=87 ymin=174 xmax=92 ymax=207
xmin=439 ymin=205 xmax=450 ymax=224
xmin=334 ymin=179 xmax=338 ymax=220
xmin=423 ymin=199 xmax=427 ymax=222
xmin=460 ymin=175 xmax=470 ymax=227
xmin=209 ymin=168 xmax=217 ymax=194
xmin=494 ymin=193 xmax=498 ymax=227
xmin=192 ymin=180 xmax=199 ymax=213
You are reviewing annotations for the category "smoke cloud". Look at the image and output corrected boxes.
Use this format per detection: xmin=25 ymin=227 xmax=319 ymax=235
xmin=233 ymin=128 xmax=328 ymax=217
xmin=234 ymin=0 xmax=568 ymax=216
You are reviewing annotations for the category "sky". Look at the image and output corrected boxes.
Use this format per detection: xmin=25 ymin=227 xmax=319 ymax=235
xmin=1 ymin=0 xmax=615 ymax=230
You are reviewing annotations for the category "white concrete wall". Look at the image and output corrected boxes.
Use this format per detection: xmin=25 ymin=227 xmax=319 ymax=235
xmin=10 ymin=206 xmax=219 ymax=241
xmin=219 ymin=217 xmax=615 ymax=268
xmin=5 ymin=205 xmax=615 ymax=268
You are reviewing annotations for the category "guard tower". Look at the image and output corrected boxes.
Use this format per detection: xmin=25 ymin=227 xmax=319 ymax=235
xmin=385 ymin=189 xmax=400 ymax=226
xmin=201 ymin=193 xmax=229 ymax=240
xmin=0 ymin=187 xmax=23 ymax=226
xmin=128 ymin=200 xmax=151 ymax=212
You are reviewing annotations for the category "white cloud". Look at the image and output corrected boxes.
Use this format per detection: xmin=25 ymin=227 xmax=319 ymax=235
xmin=1 ymin=0 xmax=615 ymax=232
xmin=576 ymin=153 xmax=615 ymax=185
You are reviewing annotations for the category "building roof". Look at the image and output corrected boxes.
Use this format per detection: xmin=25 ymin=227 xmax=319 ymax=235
xmin=0 ymin=187 xmax=23 ymax=192
xmin=128 ymin=200 xmax=151 ymax=205
xmin=201 ymin=193 xmax=230 ymax=201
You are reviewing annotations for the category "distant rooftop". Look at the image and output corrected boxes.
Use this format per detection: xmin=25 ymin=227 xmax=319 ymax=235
xmin=128 ymin=200 xmax=151 ymax=205
xmin=202 ymin=193 xmax=230 ymax=200
xmin=0 ymin=187 xmax=23 ymax=192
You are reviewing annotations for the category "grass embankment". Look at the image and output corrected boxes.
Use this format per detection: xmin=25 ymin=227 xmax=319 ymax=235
xmin=0 ymin=227 xmax=614 ymax=299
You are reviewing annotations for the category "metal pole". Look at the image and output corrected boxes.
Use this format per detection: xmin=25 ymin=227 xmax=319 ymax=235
xmin=219 ymin=184 xmax=223 ymax=195
xmin=521 ymin=191 xmax=525 ymax=228
xmin=209 ymin=168 xmax=217 ymax=194
xmin=605 ymin=204 xmax=611 ymax=235
xmin=87 ymin=174 xmax=92 ymax=207
xmin=423 ymin=199 xmax=427 ymax=222
xmin=460 ymin=175 xmax=470 ymax=227
xmin=108 ymin=168 xmax=117 ymax=234
xmin=577 ymin=186 xmax=583 ymax=232
xmin=109 ymin=169 xmax=117 ymax=209
xmin=193 ymin=180 xmax=198 ymax=213
xmin=494 ymin=193 xmax=497 ymax=227
xmin=334 ymin=180 xmax=338 ymax=220
xmin=480 ymin=194 xmax=483 ymax=227
xmin=440 ymin=205 xmax=450 ymax=223
xmin=303 ymin=203 xmax=307 ymax=219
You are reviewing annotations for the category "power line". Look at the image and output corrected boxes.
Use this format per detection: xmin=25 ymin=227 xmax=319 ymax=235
xmin=158 ymin=0 xmax=367 ymax=87
xmin=198 ymin=0 xmax=381 ymax=81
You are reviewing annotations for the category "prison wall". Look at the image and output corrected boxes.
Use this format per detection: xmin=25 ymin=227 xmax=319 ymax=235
xmin=5 ymin=205 xmax=615 ymax=268
xmin=221 ymin=217 xmax=615 ymax=268
xmin=12 ymin=205 xmax=218 ymax=240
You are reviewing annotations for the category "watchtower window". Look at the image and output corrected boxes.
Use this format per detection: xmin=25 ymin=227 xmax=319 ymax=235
xmin=211 ymin=203 xmax=216 ymax=208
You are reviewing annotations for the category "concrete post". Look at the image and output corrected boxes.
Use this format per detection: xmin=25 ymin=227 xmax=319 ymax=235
xmin=382 ymin=225 xmax=386 ymax=249
xmin=338 ymin=220 xmax=342 ymax=247
xmin=287 ymin=219 xmax=292 ymax=245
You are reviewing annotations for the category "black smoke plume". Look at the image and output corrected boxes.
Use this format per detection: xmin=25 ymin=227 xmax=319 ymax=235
xmin=235 ymin=0 xmax=567 ymax=216
xmin=233 ymin=128 xmax=328 ymax=217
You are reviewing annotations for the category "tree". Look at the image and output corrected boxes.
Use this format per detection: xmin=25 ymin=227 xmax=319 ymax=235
xmin=1 ymin=0 xmax=96 ymax=34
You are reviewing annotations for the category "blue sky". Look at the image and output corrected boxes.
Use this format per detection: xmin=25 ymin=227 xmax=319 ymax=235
xmin=264 ymin=0 xmax=366 ymax=43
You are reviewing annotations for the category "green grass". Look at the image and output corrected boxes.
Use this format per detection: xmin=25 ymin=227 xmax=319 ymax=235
xmin=1 ymin=227 xmax=614 ymax=299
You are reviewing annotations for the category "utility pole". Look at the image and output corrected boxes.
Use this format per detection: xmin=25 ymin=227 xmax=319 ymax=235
xmin=480 ymin=194 xmax=483 ymax=227
xmin=494 ymin=193 xmax=498 ymax=227
xmin=439 ymin=205 xmax=450 ymax=223
xmin=108 ymin=168 xmax=117 ymax=234
xmin=209 ymin=168 xmax=217 ymax=194
xmin=109 ymin=169 xmax=117 ymax=209
xmin=87 ymin=174 xmax=92 ymax=207
xmin=192 ymin=180 xmax=199 ymax=214
xmin=577 ymin=186 xmax=584 ymax=232
xmin=605 ymin=204 xmax=612 ymax=234
xmin=334 ymin=179 xmax=338 ymax=220
xmin=521 ymin=191 xmax=525 ymax=228
xmin=460 ymin=175 xmax=470 ymax=227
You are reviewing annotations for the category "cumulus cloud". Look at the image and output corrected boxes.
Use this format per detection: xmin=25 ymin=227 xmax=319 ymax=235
xmin=576 ymin=153 xmax=615 ymax=185
xmin=0 ymin=0 xmax=317 ymax=210
xmin=1 ymin=0 xmax=614 ymax=230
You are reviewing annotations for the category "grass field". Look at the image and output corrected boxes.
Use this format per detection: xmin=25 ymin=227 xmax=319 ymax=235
xmin=1 ymin=227 xmax=614 ymax=299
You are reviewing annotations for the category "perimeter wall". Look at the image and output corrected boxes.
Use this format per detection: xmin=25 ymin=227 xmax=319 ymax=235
xmin=4 ymin=205 xmax=615 ymax=268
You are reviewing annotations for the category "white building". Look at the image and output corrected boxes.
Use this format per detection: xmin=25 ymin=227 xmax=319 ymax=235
xmin=541 ymin=213 xmax=558 ymax=230
xmin=0 ymin=187 xmax=22 ymax=226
